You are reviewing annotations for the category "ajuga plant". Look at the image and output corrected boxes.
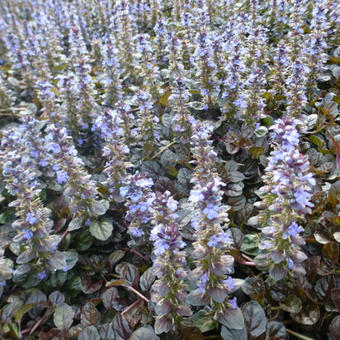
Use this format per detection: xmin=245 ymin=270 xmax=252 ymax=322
xmin=119 ymin=173 xmax=155 ymax=242
xmin=0 ymin=1 xmax=338 ymax=339
xmin=43 ymin=124 xmax=111 ymax=240
xmin=150 ymin=191 xmax=192 ymax=334
xmin=187 ymin=119 xmax=237 ymax=318
xmin=94 ymin=108 xmax=131 ymax=201
xmin=0 ymin=115 xmax=68 ymax=276
xmin=253 ymin=117 xmax=315 ymax=281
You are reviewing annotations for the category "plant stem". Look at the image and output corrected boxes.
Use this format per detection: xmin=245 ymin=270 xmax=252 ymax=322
xmin=151 ymin=141 xmax=176 ymax=160
xmin=286 ymin=328 xmax=315 ymax=340
xmin=121 ymin=284 xmax=149 ymax=303
xmin=121 ymin=299 xmax=143 ymax=316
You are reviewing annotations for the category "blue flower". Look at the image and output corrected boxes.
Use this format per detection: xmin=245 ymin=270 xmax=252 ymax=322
xmin=129 ymin=227 xmax=145 ymax=238
xmin=154 ymin=239 xmax=170 ymax=255
xmin=228 ymin=296 xmax=238 ymax=309
xmin=287 ymin=222 xmax=303 ymax=237
xmin=23 ymin=229 xmax=34 ymax=240
xmin=120 ymin=186 xmax=129 ymax=197
xmin=223 ymin=276 xmax=235 ymax=291
xmin=287 ymin=258 xmax=294 ymax=270
xmin=203 ymin=203 xmax=219 ymax=220
xmin=26 ymin=212 xmax=37 ymax=225
xmin=38 ymin=271 xmax=47 ymax=280
xmin=207 ymin=232 xmax=231 ymax=248
xmin=167 ymin=198 xmax=178 ymax=212
xmin=136 ymin=178 xmax=153 ymax=188
xmin=47 ymin=143 xmax=61 ymax=153
xmin=130 ymin=191 xmax=143 ymax=203
xmin=56 ymin=170 xmax=68 ymax=184
xmin=189 ymin=189 xmax=204 ymax=203
xmin=197 ymin=273 xmax=209 ymax=294
xmin=294 ymin=187 xmax=313 ymax=209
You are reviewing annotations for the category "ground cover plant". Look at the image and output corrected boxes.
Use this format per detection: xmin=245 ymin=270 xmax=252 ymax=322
xmin=0 ymin=0 xmax=339 ymax=339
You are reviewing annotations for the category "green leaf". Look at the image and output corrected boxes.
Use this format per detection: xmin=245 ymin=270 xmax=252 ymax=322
xmin=139 ymin=268 xmax=155 ymax=292
xmin=182 ymin=310 xmax=217 ymax=333
xmin=241 ymin=234 xmax=259 ymax=256
xmin=242 ymin=301 xmax=267 ymax=337
xmin=217 ymin=307 xmax=245 ymax=330
xmin=249 ymin=146 xmax=264 ymax=159
xmin=53 ymin=303 xmax=75 ymax=330
xmin=73 ymin=230 xmax=93 ymax=251
xmin=280 ymin=294 xmax=302 ymax=313
xmin=89 ymin=220 xmax=113 ymax=241
xmin=241 ymin=277 xmax=266 ymax=303
xmin=101 ymin=287 xmax=119 ymax=310
xmin=221 ymin=325 xmax=247 ymax=340
xmin=322 ymin=242 xmax=339 ymax=263
xmin=254 ymin=126 xmax=268 ymax=138
xmin=291 ymin=303 xmax=320 ymax=325
xmin=266 ymin=321 xmax=286 ymax=340
xmin=78 ymin=326 xmax=100 ymax=340
xmin=81 ymin=302 xmax=98 ymax=326
xmin=14 ymin=303 xmax=37 ymax=323
xmin=64 ymin=250 xmax=78 ymax=270
xmin=68 ymin=215 xmax=83 ymax=231
xmin=188 ymin=101 xmax=206 ymax=110
xmin=88 ymin=199 xmax=110 ymax=216
xmin=309 ymin=135 xmax=324 ymax=149
xmin=130 ymin=326 xmax=160 ymax=340
xmin=186 ymin=289 xmax=210 ymax=306
xmin=49 ymin=251 xmax=68 ymax=271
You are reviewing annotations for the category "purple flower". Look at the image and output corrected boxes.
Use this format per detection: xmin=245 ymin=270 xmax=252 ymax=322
xmin=203 ymin=203 xmax=219 ymax=220
xmin=47 ymin=143 xmax=61 ymax=153
xmin=189 ymin=189 xmax=204 ymax=203
xmin=287 ymin=222 xmax=304 ymax=237
xmin=120 ymin=186 xmax=129 ymax=197
xmin=197 ymin=273 xmax=209 ymax=294
xmin=56 ymin=170 xmax=69 ymax=184
xmin=223 ymin=276 xmax=235 ymax=291
xmin=207 ymin=232 xmax=231 ymax=248
xmin=294 ymin=187 xmax=313 ymax=209
xmin=136 ymin=178 xmax=154 ymax=188
xmin=167 ymin=198 xmax=178 ymax=212
xmin=26 ymin=212 xmax=37 ymax=225
xmin=23 ymin=229 xmax=34 ymax=240
xmin=228 ymin=296 xmax=238 ymax=309
xmin=287 ymin=258 xmax=294 ymax=270
xmin=129 ymin=227 xmax=145 ymax=238
xmin=38 ymin=271 xmax=47 ymax=280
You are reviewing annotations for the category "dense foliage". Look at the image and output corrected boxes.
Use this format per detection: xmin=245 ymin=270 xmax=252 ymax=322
xmin=0 ymin=0 xmax=339 ymax=339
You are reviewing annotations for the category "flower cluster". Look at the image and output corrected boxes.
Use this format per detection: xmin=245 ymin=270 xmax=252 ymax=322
xmin=150 ymin=191 xmax=192 ymax=334
xmin=43 ymin=124 xmax=108 ymax=233
xmin=120 ymin=173 xmax=155 ymax=241
xmin=94 ymin=108 xmax=131 ymax=201
xmin=254 ymin=117 xmax=315 ymax=280
xmin=0 ymin=115 xmax=68 ymax=274
xmin=188 ymin=120 xmax=236 ymax=314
